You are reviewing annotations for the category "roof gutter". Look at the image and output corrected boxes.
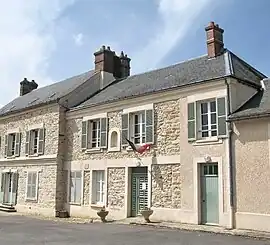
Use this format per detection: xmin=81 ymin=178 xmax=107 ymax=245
xmin=225 ymin=78 xmax=235 ymax=229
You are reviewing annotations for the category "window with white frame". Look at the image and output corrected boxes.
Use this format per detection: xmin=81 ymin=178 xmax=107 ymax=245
xmin=121 ymin=109 xmax=154 ymax=147
xmin=199 ymin=100 xmax=217 ymax=138
xmin=69 ymin=171 xmax=82 ymax=204
xmin=26 ymin=171 xmax=38 ymax=200
xmin=132 ymin=111 xmax=146 ymax=144
xmin=90 ymin=119 xmax=101 ymax=148
xmin=81 ymin=118 xmax=107 ymax=150
xmin=25 ymin=128 xmax=45 ymax=156
xmin=5 ymin=132 xmax=21 ymax=157
xmin=187 ymin=97 xmax=227 ymax=141
xmin=92 ymin=170 xmax=105 ymax=205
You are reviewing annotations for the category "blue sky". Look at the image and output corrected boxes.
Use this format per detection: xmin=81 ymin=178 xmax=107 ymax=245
xmin=0 ymin=0 xmax=269 ymax=107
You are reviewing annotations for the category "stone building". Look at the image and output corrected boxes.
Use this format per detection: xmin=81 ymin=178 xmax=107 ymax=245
xmin=0 ymin=21 xmax=268 ymax=232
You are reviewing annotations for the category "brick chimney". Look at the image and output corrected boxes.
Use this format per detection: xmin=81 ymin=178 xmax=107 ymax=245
xmin=20 ymin=78 xmax=38 ymax=96
xmin=94 ymin=45 xmax=115 ymax=74
xmin=205 ymin=21 xmax=224 ymax=58
xmin=94 ymin=45 xmax=131 ymax=79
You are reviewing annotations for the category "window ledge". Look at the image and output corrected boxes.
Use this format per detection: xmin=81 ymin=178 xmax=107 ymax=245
xmin=108 ymin=147 xmax=120 ymax=152
xmin=69 ymin=202 xmax=81 ymax=206
xmin=6 ymin=156 xmax=16 ymax=159
xmin=193 ymin=137 xmax=223 ymax=146
xmin=85 ymin=148 xmax=102 ymax=154
xmin=28 ymin=154 xmax=39 ymax=157
xmin=90 ymin=204 xmax=105 ymax=208
xmin=25 ymin=198 xmax=38 ymax=203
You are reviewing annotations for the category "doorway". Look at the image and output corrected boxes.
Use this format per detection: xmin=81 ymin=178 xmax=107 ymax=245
xmin=200 ymin=163 xmax=219 ymax=225
xmin=131 ymin=167 xmax=148 ymax=217
xmin=0 ymin=172 xmax=18 ymax=205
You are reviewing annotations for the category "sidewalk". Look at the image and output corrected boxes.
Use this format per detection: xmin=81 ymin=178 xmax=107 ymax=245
xmin=113 ymin=217 xmax=270 ymax=240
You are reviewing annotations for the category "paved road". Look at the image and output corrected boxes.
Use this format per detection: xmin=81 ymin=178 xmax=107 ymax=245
xmin=0 ymin=215 xmax=270 ymax=245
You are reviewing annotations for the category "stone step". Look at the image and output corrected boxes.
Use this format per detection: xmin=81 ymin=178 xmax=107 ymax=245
xmin=0 ymin=204 xmax=16 ymax=212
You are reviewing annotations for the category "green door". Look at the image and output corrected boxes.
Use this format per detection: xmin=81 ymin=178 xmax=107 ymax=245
xmin=131 ymin=168 xmax=148 ymax=216
xmin=200 ymin=163 xmax=219 ymax=225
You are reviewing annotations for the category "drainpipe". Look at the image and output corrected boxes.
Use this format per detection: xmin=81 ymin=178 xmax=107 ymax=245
xmin=225 ymin=78 xmax=235 ymax=229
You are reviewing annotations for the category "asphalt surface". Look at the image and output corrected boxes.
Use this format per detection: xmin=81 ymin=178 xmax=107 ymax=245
xmin=0 ymin=215 xmax=270 ymax=245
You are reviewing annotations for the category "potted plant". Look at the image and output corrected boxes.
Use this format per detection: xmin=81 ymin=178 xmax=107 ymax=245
xmin=140 ymin=207 xmax=153 ymax=223
xmin=97 ymin=206 xmax=109 ymax=223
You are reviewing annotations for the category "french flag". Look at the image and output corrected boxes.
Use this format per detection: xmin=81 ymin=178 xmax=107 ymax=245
xmin=125 ymin=138 xmax=151 ymax=154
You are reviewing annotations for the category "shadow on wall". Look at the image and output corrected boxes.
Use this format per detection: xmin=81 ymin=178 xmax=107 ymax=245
xmin=233 ymin=119 xmax=268 ymax=145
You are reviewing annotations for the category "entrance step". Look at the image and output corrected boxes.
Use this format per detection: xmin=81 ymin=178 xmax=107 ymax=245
xmin=0 ymin=204 xmax=16 ymax=212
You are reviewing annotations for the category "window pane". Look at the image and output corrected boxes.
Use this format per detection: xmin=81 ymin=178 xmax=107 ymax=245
xmin=31 ymin=185 xmax=36 ymax=198
xmin=201 ymin=115 xmax=208 ymax=125
xmin=211 ymin=130 xmax=217 ymax=136
xmin=201 ymin=103 xmax=208 ymax=113
xmin=202 ymin=131 xmax=209 ymax=137
xmin=210 ymin=101 xmax=216 ymax=112
xmin=75 ymin=178 xmax=81 ymax=203
xmin=134 ymin=114 xmax=139 ymax=124
xmin=134 ymin=125 xmax=140 ymax=134
xmin=214 ymin=165 xmax=218 ymax=175
xmin=211 ymin=113 xmax=216 ymax=124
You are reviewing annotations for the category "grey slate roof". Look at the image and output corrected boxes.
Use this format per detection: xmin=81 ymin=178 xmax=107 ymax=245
xmin=229 ymin=78 xmax=270 ymax=120
xmin=75 ymin=49 xmax=266 ymax=109
xmin=0 ymin=70 xmax=95 ymax=116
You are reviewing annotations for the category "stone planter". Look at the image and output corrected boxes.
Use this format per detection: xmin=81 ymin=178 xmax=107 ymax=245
xmin=141 ymin=209 xmax=153 ymax=223
xmin=97 ymin=207 xmax=109 ymax=223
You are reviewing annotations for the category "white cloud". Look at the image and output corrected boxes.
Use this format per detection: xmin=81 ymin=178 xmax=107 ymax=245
xmin=73 ymin=33 xmax=84 ymax=46
xmin=0 ymin=0 xmax=76 ymax=106
xmin=132 ymin=0 xmax=214 ymax=73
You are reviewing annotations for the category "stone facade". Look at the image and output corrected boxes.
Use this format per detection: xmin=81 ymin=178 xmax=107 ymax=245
xmin=65 ymin=100 xmax=181 ymax=162
xmin=0 ymin=105 xmax=60 ymax=158
xmin=83 ymin=170 xmax=90 ymax=205
xmin=107 ymin=167 xmax=125 ymax=208
xmin=0 ymin=104 xmax=64 ymax=215
xmin=0 ymin=164 xmax=57 ymax=211
xmin=151 ymin=164 xmax=181 ymax=209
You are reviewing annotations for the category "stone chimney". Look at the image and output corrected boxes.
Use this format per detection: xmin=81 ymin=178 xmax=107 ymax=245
xmin=20 ymin=78 xmax=38 ymax=96
xmin=94 ymin=45 xmax=131 ymax=79
xmin=205 ymin=21 xmax=224 ymax=58
xmin=119 ymin=51 xmax=131 ymax=78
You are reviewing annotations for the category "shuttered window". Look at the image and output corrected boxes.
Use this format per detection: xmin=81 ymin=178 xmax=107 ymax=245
xmin=4 ymin=133 xmax=21 ymax=157
xmin=81 ymin=118 xmax=107 ymax=150
xmin=25 ymin=128 xmax=45 ymax=156
xmin=187 ymin=97 xmax=227 ymax=141
xmin=121 ymin=109 xmax=154 ymax=146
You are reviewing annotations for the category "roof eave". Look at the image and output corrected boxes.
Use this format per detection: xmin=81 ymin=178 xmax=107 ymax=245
xmin=228 ymin=112 xmax=270 ymax=122
xmin=0 ymin=99 xmax=59 ymax=118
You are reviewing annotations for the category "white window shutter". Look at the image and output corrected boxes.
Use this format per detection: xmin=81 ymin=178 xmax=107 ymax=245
xmin=4 ymin=135 xmax=8 ymax=158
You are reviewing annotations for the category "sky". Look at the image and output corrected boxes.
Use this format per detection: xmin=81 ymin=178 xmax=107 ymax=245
xmin=1 ymin=0 xmax=270 ymax=107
